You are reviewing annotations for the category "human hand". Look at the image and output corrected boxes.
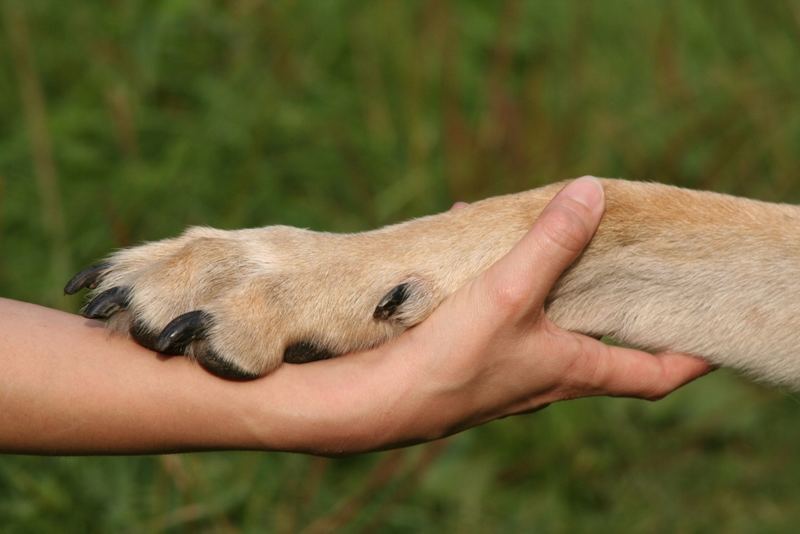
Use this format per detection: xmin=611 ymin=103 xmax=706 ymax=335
xmin=271 ymin=177 xmax=713 ymax=453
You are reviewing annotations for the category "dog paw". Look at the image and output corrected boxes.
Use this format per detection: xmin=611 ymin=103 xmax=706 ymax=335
xmin=65 ymin=226 xmax=442 ymax=379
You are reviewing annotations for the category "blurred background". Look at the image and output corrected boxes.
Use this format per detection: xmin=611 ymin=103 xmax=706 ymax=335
xmin=2 ymin=0 xmax=800 ymax=531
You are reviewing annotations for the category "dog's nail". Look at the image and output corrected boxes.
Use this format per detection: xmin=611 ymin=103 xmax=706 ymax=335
xmin=373 ymin=283 xmax=410 ymax=320
xmin=130 ymin=321 xmax=161 ymax=352
xmin=64 ymin=262 xmax=111 ymax=295
xmin=195 ymin=347 xmax=259 ymax=380
xmin=82 ymin=286 xmax=130 ymax=319
xmin=283 ymin=341 xmax=334 ymax=364
xmin=155 ymin=310 xmax=212 ymax=355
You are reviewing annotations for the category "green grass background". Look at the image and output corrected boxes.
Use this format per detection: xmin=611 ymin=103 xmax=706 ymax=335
xmin=2 ymin=0 xmax=800 ymax=531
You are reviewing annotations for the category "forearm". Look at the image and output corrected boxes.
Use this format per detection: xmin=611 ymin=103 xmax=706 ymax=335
xmin=0 ymin=298 xmax=262 ymax=454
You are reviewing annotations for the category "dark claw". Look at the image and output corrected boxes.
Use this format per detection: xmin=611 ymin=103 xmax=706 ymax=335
xmin=130 ymin=321 xmax=161 ymax=352
xmin=155 ymin=310 xmax=213 ymax=355
xmin=195 ymin=348 xmax=259 ymax=381
xmin=82 ymin=286 xmax=130 ymax=319
xmin=373 ymin=283 xmax=410 ymax=320
xmin=283 ymin=341 xmax=334 ymax=364
xmin=64 ymin=262 xmax=111 ymax=295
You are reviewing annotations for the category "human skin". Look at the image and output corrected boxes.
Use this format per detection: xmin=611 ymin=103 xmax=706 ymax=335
xmin=0 ymin=178 xmax=712 ymax=455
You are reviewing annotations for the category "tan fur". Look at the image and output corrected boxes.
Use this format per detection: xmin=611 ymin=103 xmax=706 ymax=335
xmin=90 ymin=179 xmax=800 ymax=386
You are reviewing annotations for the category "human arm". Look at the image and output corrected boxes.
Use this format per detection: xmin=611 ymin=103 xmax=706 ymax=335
xmin=0 ymin=178 xmax=711 ymax=455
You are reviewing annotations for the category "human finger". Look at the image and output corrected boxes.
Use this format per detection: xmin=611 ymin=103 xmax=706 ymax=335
xmin=481 ymin=176 xmax=606 ymax=315
xmin=562 ymin=336 xmax=713 ymax=400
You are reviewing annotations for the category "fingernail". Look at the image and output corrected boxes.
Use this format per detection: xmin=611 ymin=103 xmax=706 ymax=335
xmin=562 ymin=176 xmax=604 ymax=214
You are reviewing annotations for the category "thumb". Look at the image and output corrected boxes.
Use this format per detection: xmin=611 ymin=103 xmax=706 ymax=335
xmin=483 ymin=176 xmax=606 ymax=311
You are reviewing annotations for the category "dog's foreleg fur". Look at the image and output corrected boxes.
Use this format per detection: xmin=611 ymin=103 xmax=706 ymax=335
xmin=382 ymin=179 xmax=800 ymax=387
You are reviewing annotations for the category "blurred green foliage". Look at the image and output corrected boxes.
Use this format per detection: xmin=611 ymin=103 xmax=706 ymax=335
xmin=2 ymin=0 xmax=800 ymax=531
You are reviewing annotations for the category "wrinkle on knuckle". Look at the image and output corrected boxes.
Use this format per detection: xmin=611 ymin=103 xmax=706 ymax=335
xmin=539 ymin=203 xmax=591 ymax=254
xmin=561 ymin=336 xmax=603 ymax=392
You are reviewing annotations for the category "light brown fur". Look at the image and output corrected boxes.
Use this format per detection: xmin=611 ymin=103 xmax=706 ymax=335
xmin=87 ymin=179 xmax=800 ymax=386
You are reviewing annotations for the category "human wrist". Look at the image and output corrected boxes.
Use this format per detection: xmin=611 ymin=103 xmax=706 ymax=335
xmin=354 ymin=334 xmax=485 ymax=448
xmin=234 ymin=349 xmax=406 ymax=454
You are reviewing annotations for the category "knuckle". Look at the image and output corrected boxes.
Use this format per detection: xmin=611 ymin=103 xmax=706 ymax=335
xmin=560 ymin=335 xmax=603 ymax=387
xmin=644 ymin=389 xmax=669 ymax=402
xmin=642 ymin=361 xmax=674 ymax=401
xmin=539 ymin=203 xmax=592 ymax=253
xmin=487 ymin=278 xmax=530 ymax=315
